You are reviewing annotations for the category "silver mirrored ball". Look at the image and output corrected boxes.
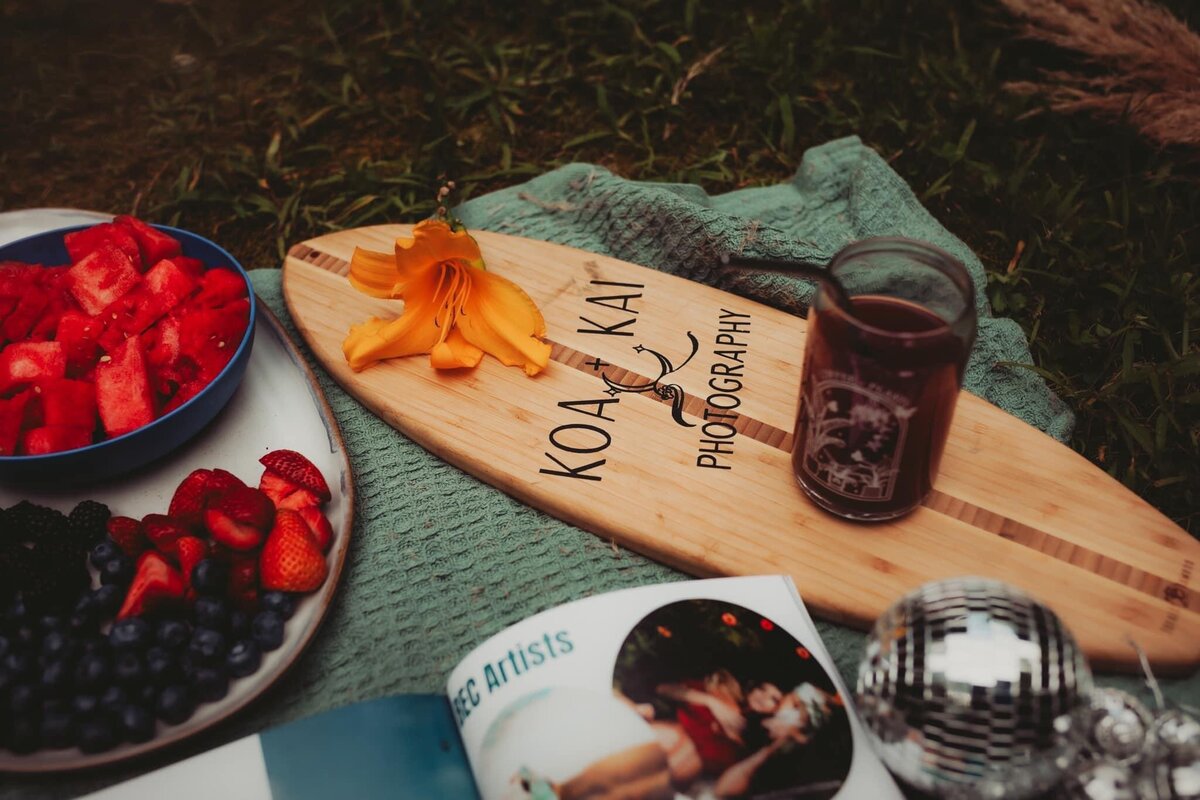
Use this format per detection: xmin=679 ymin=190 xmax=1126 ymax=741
xmin=856 ymin=577 xmax=1092 ymax=799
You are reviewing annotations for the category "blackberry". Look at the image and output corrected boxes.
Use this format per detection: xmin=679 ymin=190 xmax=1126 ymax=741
xmin=0 ymin=541 xmax=33 ymax=605
xmin=67 ymin=501 xmax=111 ymax=546
xmin=5 ymin=501 xmax=69 ymax=546
xmin=23 ymin=540 xmax=89 ymax=613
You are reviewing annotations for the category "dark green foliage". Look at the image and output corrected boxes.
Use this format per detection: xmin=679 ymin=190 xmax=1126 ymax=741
xmin=0 ymin=0 xmax=1195 ymax=531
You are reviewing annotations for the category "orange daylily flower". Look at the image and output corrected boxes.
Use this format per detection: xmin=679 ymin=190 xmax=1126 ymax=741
xmin=342 ymin=219 xmax=551 ymax=375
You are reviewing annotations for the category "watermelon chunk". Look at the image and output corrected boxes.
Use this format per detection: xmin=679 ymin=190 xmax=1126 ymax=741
xmin=1 ymin=287 xmax=48 ymax=343
xmin=178 ymin=298 xmax=249 ymax=382
xmin=170 ymin=256 xmax=206 ymax=280
xmin=64 ymin=223 xmax=141 ymax=267
xmin=55 ymin=310 xmax=105 ymax=376
xmin=113 ymin=216 xmax=182 ymax=267
xmin=21 ymin=425 xmax=93 ymax=455
xmin=39 ymin=378 xmax=97 ymax=429
xmin=25 ymin=426 xmax=92 ymax=454
xmin=102 ymin=258 xmax=199 ymax=337
xmin=0 ymin=341 xmax=67 ymax=393
xmin=189 ymin=268 xmax=247 ymax=309
xmin=65 ymin=246 xmax=142 ymax=316
xmin=0 ymin=391 xmax=33 ymax=455
xmin=95 ymin=336 xmax=154 ymax=438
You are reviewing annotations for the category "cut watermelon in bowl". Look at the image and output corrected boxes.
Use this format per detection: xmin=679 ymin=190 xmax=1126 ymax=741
xmin=0 ymin=222 xmax=256 ymax=484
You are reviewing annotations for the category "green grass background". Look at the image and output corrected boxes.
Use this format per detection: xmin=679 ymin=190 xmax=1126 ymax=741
xmin=1 ymin=0 xmax=1196 ymax=533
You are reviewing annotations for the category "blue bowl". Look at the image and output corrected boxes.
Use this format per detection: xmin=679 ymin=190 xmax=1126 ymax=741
xmin=0 ymin=224 xmax=256 ymax=484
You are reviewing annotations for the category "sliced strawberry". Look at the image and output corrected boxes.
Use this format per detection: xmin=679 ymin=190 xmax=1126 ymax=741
xmin=296 ymin=504 xmax=333 ymax=552
xmin=258 ymin=469 xmax=321 ymax=509
xmin=20 ymin=424 xmax=92 ymax=455
xmin=142 ymin=513 xmax=190 ymax=554
xmin=64 ymin=245 xmax=141 ymax=316
xmin=117 ymin=551 xmax=185 ymax=619
xmin=112 ymin=216 xmax=182 ymax=267
xmin=174 ymin=535 xmax=208 ymax=588
xmin=208 ymin=467 xmax=247 ymax=495
xmin=259 ymin=450 xmax=331 ymax=503
xmin=95 ymin=336 xmax=154 ymax=438
xmin=106 ymin=515 xmax=148 ymax=557
xmin=203 ymin=485 xmax=274 ymax=551
xmin=38 ymin=377 xmax=97 ymax=429
xmin=259 ymin=508 xmax=327 ymax=593
xmin=64 ymin=223 xmax=141 ymax=267
xmin=168 ymin=468 xmax=214 ymax=528
xmin=0 ymin=341 xmax=67 ymax=393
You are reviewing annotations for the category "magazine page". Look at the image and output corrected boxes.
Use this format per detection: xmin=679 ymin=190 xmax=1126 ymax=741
xmin=445 ymin=575 xmax=901 ymax=800
xmin=82 ymin=694 xmax=478 ymax=800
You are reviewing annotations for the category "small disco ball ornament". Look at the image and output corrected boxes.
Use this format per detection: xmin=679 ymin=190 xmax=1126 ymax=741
xmin=856 ymin=577 xmax=1093 ymax=799
xmin=1143 ymin=709 xmax=1200 ymax=800
xmin=1074 ymin=688 xmax=1155 ymax=765
xmin=1059 ymin=761 xmax=1141 ymax=800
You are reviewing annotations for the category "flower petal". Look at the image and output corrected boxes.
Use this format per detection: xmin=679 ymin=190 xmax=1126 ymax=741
xmin=347 ymin=247 xmax=402 ymax=298
xmin=429 ymin=328 xmax=484 ymax=370
xmin=341 ymin=267 xmax=448 ymax=371
xmin=456 ymin=269 xmax=551 ymax=376
xmin=393 ymin=219 xmax=483 ymax=292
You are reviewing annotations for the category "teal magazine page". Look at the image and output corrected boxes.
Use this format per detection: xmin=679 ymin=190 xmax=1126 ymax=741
xmin=87 ymin=577 xmax=899 ymax=799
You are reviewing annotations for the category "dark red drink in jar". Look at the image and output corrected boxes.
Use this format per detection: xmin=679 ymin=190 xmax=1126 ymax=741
xmin=792 ymin=239 xmax=976 ymax=521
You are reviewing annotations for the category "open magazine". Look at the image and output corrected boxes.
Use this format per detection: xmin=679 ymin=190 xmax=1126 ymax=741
xmin=88 ymin=576 xmax=902 ymax=800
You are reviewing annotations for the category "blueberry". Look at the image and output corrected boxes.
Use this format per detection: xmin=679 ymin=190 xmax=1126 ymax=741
xmin=120 ymin=704 xmax=155 ymax=743
xmin=113 ymin=651 xmax=145 ymax=686
xmin=41 ymin=658 xmax=72 ymax=695
xmin=0 ymin=664 xmax=13 ymax=695
xmin=74 ymin=651 xmax=111 ymax=691
xmin=8 ymin=682 xmax=40 ymax=715
xmin=91 ymin=585 xmax=123 ymax=617
xmin=4 ymin=716 xmax=39 ymax=754
xmin=90 ymin=541 xmax=121 ymax=569
xmin=156 ymin=619 xmax=191 ymax=651
xmin=145 ymin=646 xmax=179 ymax=685
xmin=38 ymin=613 xmax=65 ymax=632
xmin=190 ymin=559 xmax=229 ymax=597
xmin=135 ymin=683 xmax=157 ymax=707
xmin=72 ymin=693 xmax=100 ymax=718
xmin=191 ymin=665 xmax=229 ymax=703
xmin=109 ymin=618 xmax=152 ymax=651
xmin=0 ymin=634 xmax=10 ymax=659
xmin=259 ymin=592 xmax=295 ymax=621
xmin=71 ymin=593 xmax=98 ymax=624
xmin=225 ymin=639 xmax=262 ymax=679
xmin=187 ymin=628 xmax=227 ymax=665
xmin=156 ymin=685 xmax=195 ymax=725
xmin=4 ymin=649 xmax=35 ymax=680
xmin=100 ymin=685 xmax=128 ymax=715
xmin=228 ymin=609 xmax=251 ymax=639
xmin=251 ymin=611 xmax=285 ymax=652
xmin=42 ymin=696 xmax=68 ymax=716
xmin=40 ymin=708 xmax=76 ymax=749
xmin=4 ymin=596 xmax=31 ymax=625
xmin=78 ymin=718 xmax=118 ymax=753
xmin=100 ymin=556 xmax=134 ymax=586
xmin=41 ymin=630 xmax=75 ymax=661
xmin=192 ymin=596 xmax=230 ymax=631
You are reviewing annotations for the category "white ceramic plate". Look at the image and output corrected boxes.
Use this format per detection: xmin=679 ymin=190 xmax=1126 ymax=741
xmin=0 ymin=210 xmax=353 ymax=772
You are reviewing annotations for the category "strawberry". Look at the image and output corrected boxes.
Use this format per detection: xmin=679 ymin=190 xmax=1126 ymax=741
xmin=142 ymin=513 xmax=190 ymax=554
xmin=228 ymin=553 xmax=259 ymax=610
xmin=258 ymin=470 xmax=321 ymax=510
xmin=174 ymin=535 xmax=208 ymax=594
xmin=117 ymin=551 xmax=185 ymax=619
xmin=208 ymin=467 xmax=246 ymax=496
xmin=259 ymin=450 xmax=331 ymax=503
xmin=168 ymin=468 xmax=215 ymax=527
xmin=204 ymin=486 xmax=274 ymax=551
xmin=106 ymin=515 xmax=147 ymax=557
xmin=259 ymin=509 xmax=327 ymax=593
xmin=296 ymin=504 xmax=333 ymax=552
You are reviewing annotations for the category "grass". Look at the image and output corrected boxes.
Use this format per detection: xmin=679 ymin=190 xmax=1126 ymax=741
xmin=1 ymin=0 xmax=1196 ymax=532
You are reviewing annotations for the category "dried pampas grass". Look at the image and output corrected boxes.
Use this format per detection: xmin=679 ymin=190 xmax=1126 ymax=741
xmin=998 ymin=0 xmax=1200 ymax=149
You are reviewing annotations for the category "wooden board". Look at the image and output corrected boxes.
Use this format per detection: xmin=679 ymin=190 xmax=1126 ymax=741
xmin=283 ymin=225 xmax=1200 ymax=674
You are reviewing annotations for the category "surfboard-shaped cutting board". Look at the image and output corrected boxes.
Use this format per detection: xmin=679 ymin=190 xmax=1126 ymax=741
xmin=283 ymin=225 xmax=1199 ymax=674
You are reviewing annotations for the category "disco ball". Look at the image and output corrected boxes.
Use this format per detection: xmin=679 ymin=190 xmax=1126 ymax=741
xmin=856 ymin=577 xmax=1093 ymax=799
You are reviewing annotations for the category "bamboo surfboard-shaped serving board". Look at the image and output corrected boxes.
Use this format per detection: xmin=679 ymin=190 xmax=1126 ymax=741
xmin=283 ymin=225 xmax=1200 ymax=674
